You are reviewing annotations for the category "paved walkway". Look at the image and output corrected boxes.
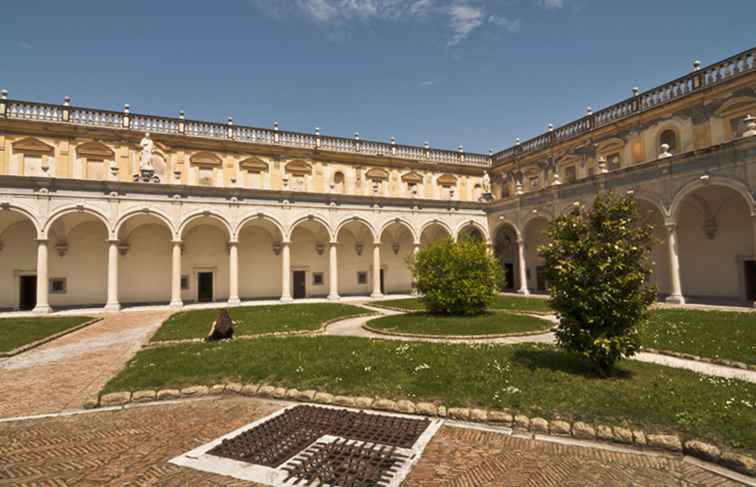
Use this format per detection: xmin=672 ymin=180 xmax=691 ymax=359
xmin=0 ymin=310 xmax=170 ymax=418
xmin=0 ymin=396 xmax=748 ymax=486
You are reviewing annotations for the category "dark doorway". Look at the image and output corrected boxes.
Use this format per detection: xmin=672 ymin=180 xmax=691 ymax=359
xmin=745 ymin=260 xmax=756 ymax=300
xmin=379 ymin=269 xmax=385 ymax=294
xmin=502 ymin=263 xmax=515 ymax=290
xmin=197 ymin=272 xmax=213 ymax=303
xmin=293 ymin=271 xmax=306 ymax=299
xmin=19 ymin=275 xmax=37 ymax=311
xmin=536 ymin=265 xmax=547 ymax=292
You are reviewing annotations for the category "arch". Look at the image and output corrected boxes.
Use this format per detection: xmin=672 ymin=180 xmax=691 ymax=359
xmin=659 ymin=129 xmax=678 ymax=153
xmin=378 ymin=217 xmax=418 ymax=243
xmin=401 ymin=171 xmax=423 ymax=184
xmin=365 ymin=167 xmax=389 ymax=180
xmin=714 ymin=95 xmax=756 ymax=119
xmin=419 ymin=219 xmax=453 ymax=244
xmin=239 ymin=156 xmax=269 ymax=173
xmin=287 ymin=214 xmax=334 ymax=242
xmin=177 ymin=210 xmax=233 ymax=240
xmin=491 ymin=218 xmax=522 ymax=241
xmin=234 ymin=212 xmax=285 ymax=241
xmin=455 ymin=220 xmax=489 ymax=242
xmin=437 ymin=174 xmax=458 ymax=187
xmin=43 ymin=204 xmax=111 ymax=236
xmin=334 ymin=216 xmax=377 ymax=243
xmin=669 ymin=176 xmax=755 ymax=221
xmin=0 ymin=202 xmax=41 ymax=236
xmin=520 ymin=208 xmax=554 ymax=233
xmin=630 ymin=191 xmax=669 ymax=220
xmin=113 ymin=207 xmax=175 ymax=239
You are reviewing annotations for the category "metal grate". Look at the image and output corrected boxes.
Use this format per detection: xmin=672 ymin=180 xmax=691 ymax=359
xmin=207 ymin=405 xmax=429 ymax=468
xmin=283 ymin=438 xmax=408 ymax=487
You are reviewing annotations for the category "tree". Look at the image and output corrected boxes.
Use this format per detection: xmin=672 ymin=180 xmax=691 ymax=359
xmin=539 ymin=193 xmax=657 ymax=373
xmin=411 ymin=236 xmax=502 ymax=315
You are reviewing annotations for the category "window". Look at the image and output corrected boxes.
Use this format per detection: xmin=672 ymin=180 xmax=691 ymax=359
xmin=529 ymin=176 xmax=540 ymax=190
xmin=333 ymin=171 xmax=345 ymax=193
xmin=607 ymin=153 xmax=621 ymax=170
xmin=86 ymin=159 xmax=104 ymax=179
xmin=357 ymin=271 xmax=368 ymax=285
xmin=660 ymin=129 xmax=677 ymax=153
xmin=564 ymin=165 xmax=577 ymax=183
xmin=313 ymin=272 xmax=324 ymax=286
xmin=24 ymin=155 xmax=43 ymax=176
xmin=181 ymin=275 xmax=190 ymax=290
xmin=50 ymin=278 xmax=67 ymax=294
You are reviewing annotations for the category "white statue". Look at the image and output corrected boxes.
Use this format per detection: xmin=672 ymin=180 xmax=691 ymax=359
xmin=482 ymin=171 xmax=491 ymax=193
xmin=140 ymin=133 xmax=154 ymax=170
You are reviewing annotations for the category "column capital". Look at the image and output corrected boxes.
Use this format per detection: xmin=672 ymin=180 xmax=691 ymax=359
xmin=171 ymin=239 xmax=183 ymax=245
xmin=516 ymin=238 xmax=525 ymax=245
xmin=329 ymin=240 xmax=339 ymax=246
xmin=664 ymin=221 xmax=678 ymax=232
xmin=106 ymin=238 xmax=120 ymax=244
xmin=35 ymin=238 xmax=49 ymax=243
xmin=228 ymin=240 xmax=239 ymax=246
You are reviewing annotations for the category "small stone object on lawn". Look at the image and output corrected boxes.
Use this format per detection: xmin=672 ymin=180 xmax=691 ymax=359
xmin=313 ymin=392 xmax=335 ymax=404
xmin=241 ymin=384 xmax=260 ymax=396
xmin=333 ymin=396 xmax=356 ymax=407
xmin=272 ymin=387 xmax=287 ymax=399
xmin=513 ymin=415 xmax=530 ymax=431
xmin=488 ymin=410 xmax=513 ymax=426
xmin=209 ymin=384 xmax=226 ymax=395
xmin=613 ymin=427 xmax=634 ymax=444
xmin=225 ymin=383 xmax=243 ymax=394
xmin=683 ymin=440 xmax=721 ymax=462
xmin=596 ymin=425 xmax=614 ymax=442
xmin=257 ymin=385 xmax=276 ymax=398
xmin=448 ymin=408 xmax=470 ymax=420
xmin=297 ymin=390 xmax=317 ymax=401
xmin=373 ymin=398 xmax=397 ymax=411
xmin=647 ymin=434 xmax=682 ymax=452
xmin=355 ymin=396 xmax=374 ymax=409
xmin=101 ymin=392 xmax=131 ymax=407
xmin=415 ymin=402 xmax=437 ymax=416
xmin=206 ymin=309 xmax=234 ymax=342
xmin=396 ymin=400 xmax=416 ymax=414
xmin=632 ymin=430 xmax=647 ymax=446
xmin=469 ymin=409 xmax=487 ymax=421
xmin=437 ymin=405 xmax=448 ymax=418
xmin=181 ymin=385 xmax=209 ymax=398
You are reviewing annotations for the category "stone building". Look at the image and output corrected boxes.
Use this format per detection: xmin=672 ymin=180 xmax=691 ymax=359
xmin=0 ymin=46 xmax=755 ymax=313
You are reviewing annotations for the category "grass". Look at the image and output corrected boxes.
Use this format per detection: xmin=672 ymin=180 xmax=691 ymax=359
xmin=0 ymin=316 xmax=95 ymax=353
xmin=150 ymin=303 xmax=368 ymax=342
xmin=377 ymin=295 xmax=552 ymax=314
xmin=367 ymin=311 xmax=551 ymax=336
xmin=103 ymin=336 xmax=756 ymax=453
xmin=639 ymin=309 xmax=756 ymax=365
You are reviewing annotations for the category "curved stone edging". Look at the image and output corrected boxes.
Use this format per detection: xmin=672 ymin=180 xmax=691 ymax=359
xmin=94 ymin=384 xmax=756 ymax=478
xmin=0 ymin=317 xmax=103 ymax=358
xmin=641 ymin=347 xmax=756 ymax=372
xmin=143 ymin=312 xmax=377 ymax=349
xmin=361 ymin=321 xmax=555 ymax=340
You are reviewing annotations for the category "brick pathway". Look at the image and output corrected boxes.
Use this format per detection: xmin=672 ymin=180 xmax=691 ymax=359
xmin=0 ymin=310 xmax=170 ymax=418
xmin=0 ymin=397 xmax=744 ymax=486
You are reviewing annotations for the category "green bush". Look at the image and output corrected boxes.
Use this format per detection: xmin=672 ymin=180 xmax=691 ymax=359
xmin=411 ymin=237 xmax=501 ymax=315
xmin=539 ymin=192 xmax=657 ymax=373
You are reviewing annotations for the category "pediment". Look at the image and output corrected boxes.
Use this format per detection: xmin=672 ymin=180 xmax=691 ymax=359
xmin=437 ymin=174 xmax=457 ymax=186
xmin=365 ymin=167 xmax=389 ymax=180
xmin=285 ymin=160 xmax=312 ymax=176
xmin=12 ymin=137 xmax=54 ymax=154
xmin=190 ymin=151 xmax=222 ymax=167
xmin=401 ymin=171 xmax=423 ymax=184
xmin=240 ymin=157 xmax=269 ymax=173
xmin=714 ymin=96 xmax=756 ymax=118
xmin=76 ymin=141 xmax=115 ymax=159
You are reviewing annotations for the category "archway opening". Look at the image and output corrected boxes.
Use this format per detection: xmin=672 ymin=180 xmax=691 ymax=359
xmin=238 ymin=217 xmax=284 ymax=301
xmin=420 ymin=222 xmax=451 ymax=248
xmin=493 ymin=224 xmax=519 ymax=291
xmin=0 ymin=210 xmax=38 ymax=311
xmin=336 ymin=220 xmax=375 ymax=297
xmin=117 ymin=213 xmax=173 ymax=306
xmin=289 ymin=219 xmax=330 ymax=299
xmin=523 ymin=217 xmax=550 ymax=293
xmin=379 ymin=221 xmax=415 ymax=295
xmin=180 ymin=216 xmax=232 ymax=304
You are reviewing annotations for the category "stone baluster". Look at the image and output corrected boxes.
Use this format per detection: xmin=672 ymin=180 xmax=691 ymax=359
xmin=123 ymin=104 xmax=130 ymax=129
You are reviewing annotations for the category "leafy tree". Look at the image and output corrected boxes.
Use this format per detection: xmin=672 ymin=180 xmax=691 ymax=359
xmin=411 ymin=237 xmax=502 ymax=315
xmin=539 ymin=193 xmax=656 ymax=374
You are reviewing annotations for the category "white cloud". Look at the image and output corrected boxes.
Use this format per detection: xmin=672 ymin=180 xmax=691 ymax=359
xmin=447 ymin=4 xmax=483 ymax=45
xmin=489 ymin=15 xmax=520 ymax=33
xmin=538 ymin=0 xmax=565 ymax=8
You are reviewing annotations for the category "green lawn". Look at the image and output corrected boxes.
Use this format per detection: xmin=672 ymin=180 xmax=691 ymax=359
xmin=150 ymin=303 xmax=368 ymax=342
xmin=103 ymin=336 xmax=756 ymax=453
xmin=639 ymin=309 xmax=756 ymax=365
xmin=377 ymin=295 xmax=552 ymax=314
xmin=367 ymin=311 xmax=551 ymax=336
xmin=0 ymin=316 xmax=95 ymax=353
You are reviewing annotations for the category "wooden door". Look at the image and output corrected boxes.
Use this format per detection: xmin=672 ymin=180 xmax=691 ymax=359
xmin=19 ymin=275 xmax=37 ymax=310
xmin=293 ymin=271 xmax=306 ymax=299
xmin=197 ymin=272 xmax=213 ymax=303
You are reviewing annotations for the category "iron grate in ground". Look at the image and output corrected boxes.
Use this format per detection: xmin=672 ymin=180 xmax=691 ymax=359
xmin=208 ymin=405 xmax=430 ymax=468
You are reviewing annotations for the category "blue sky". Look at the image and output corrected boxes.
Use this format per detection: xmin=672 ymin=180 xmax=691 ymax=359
xmin=2 ymin=1 xmax=754 ymax=153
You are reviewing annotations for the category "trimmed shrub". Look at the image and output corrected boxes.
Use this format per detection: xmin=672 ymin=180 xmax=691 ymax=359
xmin=411 ymin=237 xmax=501 ymax=315
xmin=539 ymin=192 xmax=657 ymax=373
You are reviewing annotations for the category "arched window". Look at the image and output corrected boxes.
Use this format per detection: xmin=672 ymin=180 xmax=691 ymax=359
xmin=660 ymin=129 xmax=678 ymax=153
xmin=333 ymin=171 xmax=345 ymax=193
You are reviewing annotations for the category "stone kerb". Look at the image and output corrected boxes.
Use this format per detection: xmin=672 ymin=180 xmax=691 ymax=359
xmin=0 ymin=317 xmax=103 ymax=358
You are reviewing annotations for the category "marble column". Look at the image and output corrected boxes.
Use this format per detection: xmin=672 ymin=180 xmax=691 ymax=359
xmin=228 ymin=241 xmax=240 ymax=305
xmin=328 ymin=242 xmax=339 ymax=300
xmin=169 ymin=240 xmax=183 ymax=308
xmin=411 ymin=243 xmax=420 ymax=296
xmin=281 ymin=242 xmax=292 ymax=302
xmin=664 ymin=223 xmax=686 ymax=304
xmin=105 ymin=239 xmax=121 ymax=311
xmin=516 ymin=238 xmax=530 ymax=295
xmin=371 ymin=242 xmax=383 ymax=298
xmin=33 ymin=239 xmax=51 ymax=314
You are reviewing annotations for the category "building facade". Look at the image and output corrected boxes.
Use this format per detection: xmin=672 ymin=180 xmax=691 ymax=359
xmin=1 ymin=47 xmax=755 ymax=313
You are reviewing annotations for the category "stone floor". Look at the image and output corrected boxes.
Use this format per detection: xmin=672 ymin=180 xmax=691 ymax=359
xmin=0 ymin=310 xmax=170 ymax=418
xmin=0 ymin=397 xmax=745 ymax=486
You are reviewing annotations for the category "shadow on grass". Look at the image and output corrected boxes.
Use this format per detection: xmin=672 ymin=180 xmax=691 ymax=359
xmin=511 ymin=347 xmax=634 ymax=380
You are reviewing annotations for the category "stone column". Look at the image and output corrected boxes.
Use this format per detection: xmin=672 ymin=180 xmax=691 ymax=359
xmin=33 ymin=239 xmax=51 ymax=314
xmin=371 ymin=242 xmax=383 ymax=298
xmin=328 ymin=242 xmax=339 ymax=300
xmin=228 ymin=241 xmax=240 ymax=305
xmin=411 ymin=243 xmax=420 ymax=296
xmin=105 ymin=239 xmax=121 ymax=311
xmin=516 ymin=238 xmax=530 ymax=295
xmin=664 ymin=223 xmax=685 ymax=304
xmin=281 ymin=241 xmax=292 ymax=302
xmin=169 ymin=240 xmax=183 ymax=308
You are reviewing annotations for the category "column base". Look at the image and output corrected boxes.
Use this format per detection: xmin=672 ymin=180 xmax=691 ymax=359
xmin=327 ymin=293 xmax=341 ymax=301
xmin=370 ymin=292 xmax=384 ymax=299
xmin=169 ymin=300 xmax=184 ymax=309
xmin=104 ymin=303 xmax=121 ymax=312
xmin=32 ymin=305 xmax=52 ymax=314
xmin=665 ymin=295 xmax=686 ymax=305
xmin=280 ymin=296 xmax=294 ymax=303
xmin=227 ymin=298 xmax=241 ymax=305
xmin=516 ymin=288 xmax=530 ymax=296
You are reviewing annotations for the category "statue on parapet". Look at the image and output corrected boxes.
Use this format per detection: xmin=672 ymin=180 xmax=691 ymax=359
xmin=140 ymin=132 xmax=155 ymax=171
